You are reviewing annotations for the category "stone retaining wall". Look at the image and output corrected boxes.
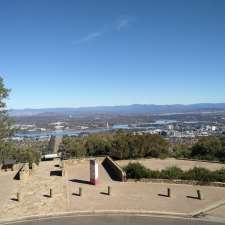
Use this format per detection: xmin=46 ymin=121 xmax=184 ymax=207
xmin=63 ymin=157 xmax=105 ymax=167
xmin=102 ymin=156 xmax=126 ymax=182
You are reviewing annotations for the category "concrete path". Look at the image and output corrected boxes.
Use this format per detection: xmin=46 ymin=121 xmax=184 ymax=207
xmin=0 ymin=171 xmax=18 ymax=212
xmin=1 ymin=159 xmax=225 ymax=223
xmin=207 ymin=205 xmax=225 ymax=220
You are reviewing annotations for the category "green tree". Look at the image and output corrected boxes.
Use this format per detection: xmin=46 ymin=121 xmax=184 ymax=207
xmin=191 ymin=136 xmax=222 ymax=160
xmin=59 ymin=136 xmax=86 ymax=159
xmin=0 ymin=77 xmax=13 ymax=140
xmin=143 ymin=134 xmax=169 ymax=158
xmin=0 ymin=77 xmax=15 ymax=163
xmin=110 ymin=130 xmax=130 ymax=159
xmin=172 ymin=144 xmax=191 ymax=158
xmin=127 ymin=134 xmax=145 ymax=158
xmin=85 ymin=134 xmax=112 ymax=156
xmin=217 ymin=136 xmax=225 ymax=162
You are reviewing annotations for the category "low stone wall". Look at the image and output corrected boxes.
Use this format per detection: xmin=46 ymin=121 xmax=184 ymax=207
xmin=63 ymin=157 xmax=105 ymax=167
xmin=102 ymin=156 xmax=126 ymax=182
xmin=127 ymin=178 xmax=225 ymax=187
xmin=63 ymin=158 xmax=86 ymax=167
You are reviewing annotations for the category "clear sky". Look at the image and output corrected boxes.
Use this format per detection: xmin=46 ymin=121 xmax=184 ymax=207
xmin=1 ymin=0 xmax=225 ymax=109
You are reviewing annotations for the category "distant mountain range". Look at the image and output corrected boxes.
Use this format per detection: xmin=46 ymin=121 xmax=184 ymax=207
xmin=8 ymin=103 xmax=225 ymax=117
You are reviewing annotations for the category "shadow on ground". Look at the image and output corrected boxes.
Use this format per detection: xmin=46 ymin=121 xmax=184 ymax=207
xmin=186 ymin=195 xmax=200 ymax=200
xmin=69 ymin=179 xmax=91 ymax=185
xmin=158 ymin=194 xmax=169 ymax=197
xmin=100 ymin=191 xmax=109 ymax=196
xmin=72 ymin=193 xmax=81 ymax=197
xmin=102 ymin=161 xmax=120 ymax=181
xmin=13 ymin=166 xmax=23 ymax=180
xmin=50 ymin=170 xmax=62 ymax=176
xmin=43 ymin=194 xmax=51 ymax=198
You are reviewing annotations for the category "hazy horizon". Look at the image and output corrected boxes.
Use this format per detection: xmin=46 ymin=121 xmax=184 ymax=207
xmin=8 ymin=102 xmax=225 ymax=111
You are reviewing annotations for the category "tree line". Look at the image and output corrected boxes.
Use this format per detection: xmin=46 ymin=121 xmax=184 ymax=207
xmin=59 ymin=130 xmax=169 ymax=160
xmin=173 ymin=136 xmax=225 ymax=162
xmin=59 ymin=130 xmax=225 ymax=162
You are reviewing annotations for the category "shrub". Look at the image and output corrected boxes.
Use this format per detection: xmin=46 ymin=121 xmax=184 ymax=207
xmin=182 ymin=167 xmax=214 ymax=182
xmin=160 ymin=166 xmax=184 ymax=180
xmin=191 ymin=136 xmax=222 ymax=161
xmin=124 ymin=162 xmax=150 ymax=179
xmin=172 ymin=144 xmax=192 ymax=159
xmin=212 ymin=169 xmax=225 ymax=183
xmin=123 ymin=163 xmax=225 ymax=183
xmin=148 ymin=170 xmax=161 ymax=179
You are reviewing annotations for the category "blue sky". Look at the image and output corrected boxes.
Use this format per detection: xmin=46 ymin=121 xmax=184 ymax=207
xmin=1 ymin=0 xmax=225 ymax=109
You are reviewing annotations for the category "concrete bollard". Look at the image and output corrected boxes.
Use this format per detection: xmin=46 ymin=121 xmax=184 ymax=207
xmin=197 ymin=190 xmax=203 ymax=200
xmin=17 ymin=192 xmax=20 ymax=202
xmin=108 ymin=186 xmax=111 ymax=196
xmin=167 ymin=188 xmax=171 ymax=198
xmin=79 ymin=187 xmax=82 ymax=197
xmin=50 ymin=188 xmax=53 ymax=198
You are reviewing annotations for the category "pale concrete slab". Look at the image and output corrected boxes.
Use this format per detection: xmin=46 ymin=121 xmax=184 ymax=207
xmin=0 ymin=171 xmax=18 ymax=212
xmin=66 ymin=159 xmax=225 ymax=214
xmin=207 ymin=205 xmax=225 ymax=219
xmin=0 ymin=160 xmax=68 ymax=221
xmin=67 ymin=181 xmax=225 ymax=214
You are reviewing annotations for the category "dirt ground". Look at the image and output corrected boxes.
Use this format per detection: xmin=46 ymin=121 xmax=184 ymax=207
xmin=117 ymin=158 xmax=225 ymax=171
xmin=0 ymin=158 xmax=225 ymax=222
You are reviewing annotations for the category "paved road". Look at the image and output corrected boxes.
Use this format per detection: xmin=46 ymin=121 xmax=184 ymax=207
xmin=4 ymin=215 xmax=224 ymax=225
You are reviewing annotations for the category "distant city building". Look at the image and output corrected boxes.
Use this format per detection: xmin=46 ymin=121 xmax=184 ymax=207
xmin=167 ymin=124 xmax=174 ymax=130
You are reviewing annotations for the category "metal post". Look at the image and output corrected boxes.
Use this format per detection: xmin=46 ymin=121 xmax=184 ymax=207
xmin=197 ymin=190 xmax=203 ymax=200
xmin=167 ymin=188 xmax=171 ymax=198
xmin=108 ymin=186 xmax=111 ymax=196
xmin=17 ymin=192 xmax=20 ymax=202
xmin=79 ymin=187 xmax=82 ymax=197
xmin=50 ymin=188 xmax=53 ymax=198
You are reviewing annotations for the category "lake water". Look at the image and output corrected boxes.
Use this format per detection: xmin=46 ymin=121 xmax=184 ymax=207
xmin=15 ymin=119 xmax=177 ymax=139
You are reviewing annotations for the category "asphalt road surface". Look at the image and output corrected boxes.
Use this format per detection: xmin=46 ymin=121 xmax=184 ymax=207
xmin=4 ymin=215 xmax=224 ymax=225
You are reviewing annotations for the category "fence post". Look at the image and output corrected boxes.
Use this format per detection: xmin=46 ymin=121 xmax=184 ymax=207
xmin=108 ymin=186 xmax=111 ymax=196
xmin=167 ymin=188 xmax=171 ymax=198
xmin=17 ymin=192 xmax=20 ymax=202
xmin=50 ymin=188 xmax=53 ymax=198
xmin=197 ymin=190 xmax=203 ymax=200
xmin=79 ymin=187 xmax=82 ymax=197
